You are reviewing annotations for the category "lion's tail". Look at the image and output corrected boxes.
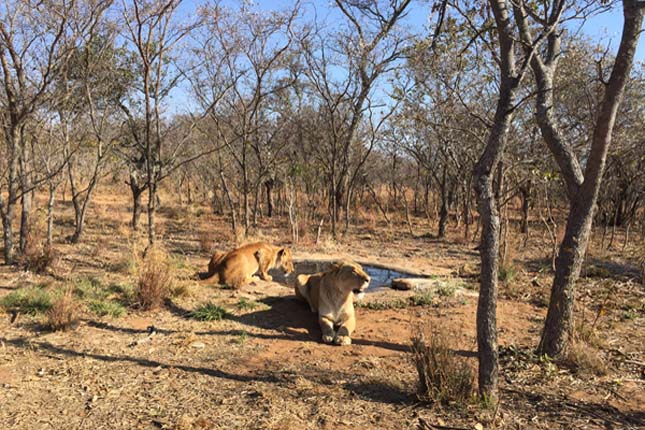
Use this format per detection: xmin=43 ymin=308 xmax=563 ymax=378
xmin=197 ymin=270 xmax=219 ymax=282
xmin=196 ymin=250 xmax=226 ymax=281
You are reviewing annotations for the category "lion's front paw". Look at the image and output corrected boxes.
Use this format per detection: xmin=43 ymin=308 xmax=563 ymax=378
xmin=334 ymin=335 xmax=352 ymax=346
xmin=260 ymin=273 xmax=273 ymax=282
xmin=322 ymin=334 xmax=335 ymax=344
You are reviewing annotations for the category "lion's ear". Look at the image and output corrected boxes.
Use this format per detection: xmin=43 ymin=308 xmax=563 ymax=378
xmin=330 ymin=260 xmax=344 ymax=272
xmin=277 ymin=248 xmax=285 ymax=260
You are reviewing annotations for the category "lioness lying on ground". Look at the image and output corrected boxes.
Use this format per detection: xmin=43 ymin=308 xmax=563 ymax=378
xmin=198 ymin=242 xmax=295 ymax=288
xmin=295 ymin=260 xmax=370 ymax=345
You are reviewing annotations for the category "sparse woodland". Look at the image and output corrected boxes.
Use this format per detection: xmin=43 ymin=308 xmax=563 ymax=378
xmin=1 ymin=1 xmax=644 ymax=429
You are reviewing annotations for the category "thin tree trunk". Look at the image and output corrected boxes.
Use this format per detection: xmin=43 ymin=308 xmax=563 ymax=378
xmin=529 ymin=0 xmax=645 ymax=357
xmin=473 ymin=0 xmax=523 ymax=404
xmin=47 ymin=182 xmax=57 ymax=247
xmin=265 ymin=178 xmax=274 ymax=218
xmin=438 ymin=166 xmax=448 ymax=238
xmin=1 ymin=196 xmax=15 ymax=265
xmin=19 ymin=129 xmax=32 ymax=252
xmin=2 ymin=128 xmax=20 ymax=264
xmin=521 ymin=179 xmax=531 ymax=235
xmin=129 ymin=174 xmax=144 ymax=231
xmin=219 ymin=164 xmax=237 ymax=235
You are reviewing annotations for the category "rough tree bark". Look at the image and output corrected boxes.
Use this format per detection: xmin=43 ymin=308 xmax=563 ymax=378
xmin=472 ymin=0 xmax=523 ymax=403
xmin=514 ymin=0 xmax=645 ymax=357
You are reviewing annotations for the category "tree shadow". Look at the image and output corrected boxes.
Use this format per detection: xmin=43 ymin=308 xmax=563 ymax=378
xmin=582 ymin=257 xmax=641 ymax=281
xmin=502 ymin=387 xmax=645 ymax=429
xmin=342 ymin=379 xmax=415 ymax=404
xmin=1 ymin=334 xmax=418 ymax=406
xmin=1 ymin=336 xmax=280 ymax=384
xmin=85 ymin=319 xmax=176 ymax=336
xmin=523 ymin=256 xmax=555 ymax=274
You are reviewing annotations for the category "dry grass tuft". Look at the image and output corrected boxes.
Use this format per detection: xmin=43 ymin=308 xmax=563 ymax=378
xmin=18 ymin=241 xmax=59 ymax=274
xmin=47 ymin=288 xmax=79 ymax=331
xmin=411 ymin=325 xmax=474 ymax=404
xmin=563 ymin=339 xmax=608 ymax=376
xmin=134 ymin=246 xmax=173 ymax=310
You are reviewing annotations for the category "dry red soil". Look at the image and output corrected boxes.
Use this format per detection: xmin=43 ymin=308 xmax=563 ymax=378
xmin=0 ymin=188 xmax=643 ymax=429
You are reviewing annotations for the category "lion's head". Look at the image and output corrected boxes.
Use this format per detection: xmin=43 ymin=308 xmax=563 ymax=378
xmin=331 ymin=260 xmax=371 ymax=300
xmin=277 ymin=247 xmax=295 ymax=274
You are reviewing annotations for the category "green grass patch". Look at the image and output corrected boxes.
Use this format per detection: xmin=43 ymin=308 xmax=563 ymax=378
xmin=0 ymin=286 xmax=53 ymax=315
xmin=357 ymin=290 xmax=444 ymax=310
xmin=190 ymin=303 xmax=229 ymax=321
xmin=234 ymin=331 xmax=249 ymax=344
xmin=499 ymin=264 xmax=518 ymax=283
xmin=74 ymin=277 xmax=107 ymax=300
xmin=88 ymin=300 xmax=126 ymax=318
xmin=356 ymin=298 xmax=408 ymax=310
xmin=74 ymin=278 xmax=130 ymax=317
xmin=436 ymin=282 xmax=457 ymax=297
xmin=410 ymin=291 xmax=434 ymax=306
xmin=236 ymin=297 xmax=259 ymax=311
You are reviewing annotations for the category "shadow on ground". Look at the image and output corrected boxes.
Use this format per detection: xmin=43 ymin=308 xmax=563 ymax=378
xmin=502 ymin=387 xmax=645 ymax=429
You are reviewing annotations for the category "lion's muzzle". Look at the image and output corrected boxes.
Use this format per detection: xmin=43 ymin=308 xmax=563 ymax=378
xmin=352 ymin=279 xmax=370 ymax=300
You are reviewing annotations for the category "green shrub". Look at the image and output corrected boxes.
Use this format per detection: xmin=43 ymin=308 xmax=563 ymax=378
xmin=0 ymin=286 xmax=52 ymax=315
xmin=410 ymin=291 xmax=434 ymax=306
xmin=74 ymin=277 xmax=106 ymax=300
xmin=356 ymin=298 xmax=408 ymax=310
xmin=88 ymin=300 xmax=126 ymax=318
xmin=190 ymin=303 xmax=228 ymax=321
xmin=236 ymin=297 xmax=258 ymax=310
xmin=499 ymin=264 xmax=518 ymax=283
xmin=436 ymin=282 xmax=456 ymax=297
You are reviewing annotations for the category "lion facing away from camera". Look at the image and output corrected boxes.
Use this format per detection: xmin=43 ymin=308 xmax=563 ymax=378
xmin=199 ymin=242 xmax=294 ymax=289
xmin=295 ymin=260 xmax=371 ymax=345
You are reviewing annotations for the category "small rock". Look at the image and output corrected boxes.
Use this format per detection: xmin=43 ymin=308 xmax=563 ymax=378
xmin=189 ymin=341 xmax=205 ymax=349
xmin=391 ymin=278 xmax=416 ymax=290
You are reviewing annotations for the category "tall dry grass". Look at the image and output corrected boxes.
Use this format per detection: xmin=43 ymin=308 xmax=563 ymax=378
xmin=411 ymin=325 xmax=474 ymax=404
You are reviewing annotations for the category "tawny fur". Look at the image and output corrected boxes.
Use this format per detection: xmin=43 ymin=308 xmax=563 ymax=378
xmin=295 ymin=260 xmax=370 ymax=345
xmin=198 ymin=242 xmax=294 ymax=289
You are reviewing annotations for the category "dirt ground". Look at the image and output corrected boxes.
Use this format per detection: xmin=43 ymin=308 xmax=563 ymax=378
xmin=0 ymin=188 xmax=644 ymax=430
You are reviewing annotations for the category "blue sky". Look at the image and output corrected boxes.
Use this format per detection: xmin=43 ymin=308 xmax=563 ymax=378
xmin=575 ymin=3 xmax=645 ymax=63
xmin=166 ymin=1 xmax=645 ymax=115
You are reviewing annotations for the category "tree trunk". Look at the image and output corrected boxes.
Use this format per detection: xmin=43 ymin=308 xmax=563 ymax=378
xmin=473 ymin=0 xmax=522 ymax=404
xmin=19 ymin=132 xmax=32 ymax=253
xmin=252 ymin=181 xmax=260 ymax=228
xmin=438 ymin=166 xmax=448 ymax=238
xmin=129 ymin=174 xmax=144 ymax=231
xmin=344 ymin=185 xmax=353 ymax=234
xmin=2 ymin=127 xmax=20 ymax=264
xmin=147 ymin=180 xmax=157 ymax=246
xmin=473 ymin=96 xmax=514 ymax=403
xmin=521 ymin=179 xmax=531 ymax=234
xmin=464 ymin=177 xmax=472 ymax=240
xmin=1 ymin=199 xmax=15 ymax=265
xmin=528 ymin=0 xmax=645 ymax=357
xmin=538 ymin=199 xmax=593 ymax=354
xmin=219 ymin=164 xmax=237 ymax=235
xmin=19 ymin=192 xmax=31 ymax=252
xmin=265 ymin=178 xmax=274 ymax=218
xmin=47 ymin=183 xmax=57 ymax=247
